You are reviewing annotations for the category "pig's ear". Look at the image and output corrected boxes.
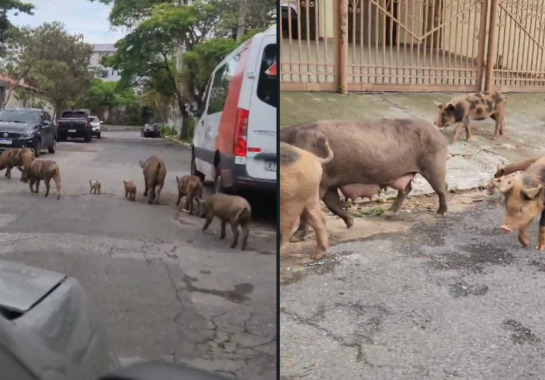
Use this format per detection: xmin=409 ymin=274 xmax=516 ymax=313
xmin=433 ymin=101 xmax=443 ymax=109
xmin=176 ymin=176 xmax=180 ymax=184
xmin=495 ymin=165 xmax=505 ymax=178
xmin=522 ymin=185 xmax=543 ymax=200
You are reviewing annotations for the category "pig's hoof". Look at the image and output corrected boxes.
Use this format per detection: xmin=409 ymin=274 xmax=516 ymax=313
xmin=436 ymin=212 xmax=447 ymax=218
xmin=536 ymin=244 xmax=545 ymax=251
xmin=346 ymin=219 xmax=354 ymax=229
xmin=384 ymin=210 xmax=396 ymax=217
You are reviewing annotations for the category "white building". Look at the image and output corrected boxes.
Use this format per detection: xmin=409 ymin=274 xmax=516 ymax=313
xmin=90 ymin=44 xmax=122 ymax=82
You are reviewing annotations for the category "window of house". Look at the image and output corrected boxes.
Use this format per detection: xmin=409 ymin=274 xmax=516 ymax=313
xmin=100 ymin=70 xmax=109 ymax=78
xmin=256 ymin=44 xmax=277 ymax=108
xmin=206 ymin=52 xmax=242 ymax=115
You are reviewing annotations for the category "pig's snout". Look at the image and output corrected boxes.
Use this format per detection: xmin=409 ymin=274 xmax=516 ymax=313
xmin=501 ymin=225 xmax=513 ymax=234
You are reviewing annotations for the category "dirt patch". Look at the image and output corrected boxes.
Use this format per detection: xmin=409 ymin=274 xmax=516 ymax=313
xmin=281 ymin=189 xmax=491 ymax=285
xmin=502 ymin=319 xmax=541 ymax=345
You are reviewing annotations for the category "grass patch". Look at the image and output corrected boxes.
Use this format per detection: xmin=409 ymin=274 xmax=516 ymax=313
xmin=356 ymin=207 xmax=386 ymax=217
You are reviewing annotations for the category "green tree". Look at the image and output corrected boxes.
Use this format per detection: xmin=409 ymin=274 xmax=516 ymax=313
xmin=71 ymin=79 xmax=139 ymax=114
xmin=3 ymin=22 xmax=94 ymax=117
xmin=0 ymin=0 xmax=34 ymax=56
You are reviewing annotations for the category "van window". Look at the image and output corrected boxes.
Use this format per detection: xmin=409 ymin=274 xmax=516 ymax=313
xmin=207 ymin=53 xmax=241 ymax=115
xmin=256 ymin=44 xmax=277 ymax=108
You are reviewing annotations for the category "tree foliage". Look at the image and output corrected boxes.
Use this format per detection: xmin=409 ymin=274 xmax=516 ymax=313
xmin=69 ymin=79 xmax=139 ymax=113
xmin=96 ymin=0 xmax=274 ymax=137
xmin=0 ymin=0 xmax=34 ymax=56
xmin=2 ymin=22 xmax=94 ymax=116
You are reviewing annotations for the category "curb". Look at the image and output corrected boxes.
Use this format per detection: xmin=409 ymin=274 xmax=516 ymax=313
xmin=163 ymin=135 xmax=192 ymax=149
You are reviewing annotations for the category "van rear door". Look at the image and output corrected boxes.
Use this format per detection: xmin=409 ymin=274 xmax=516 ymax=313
xmin=245 ymin=36 xmax=277 ymax=182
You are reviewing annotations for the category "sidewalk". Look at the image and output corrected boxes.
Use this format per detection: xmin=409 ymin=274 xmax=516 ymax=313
xmin=280 ymin=92 xmax=545 ymax=196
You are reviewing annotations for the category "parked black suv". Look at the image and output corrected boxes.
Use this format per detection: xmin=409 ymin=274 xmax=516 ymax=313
xmin=0 ymin=108 xmax=56 ymax=157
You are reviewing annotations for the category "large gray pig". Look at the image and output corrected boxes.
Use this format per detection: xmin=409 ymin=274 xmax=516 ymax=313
xmin=280 ymin=119 xmax=449 ymax=237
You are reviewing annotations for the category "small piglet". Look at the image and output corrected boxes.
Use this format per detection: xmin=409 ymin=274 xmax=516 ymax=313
xmin=123 ymin=180 xmax=137 ymax=201
xmin=18 ymin=160 xmax=61 ymax=200
xmin=176 ymin=175 xmax=203 ymax=215
xmin=197 ymin=193 xmax=251 ymax=250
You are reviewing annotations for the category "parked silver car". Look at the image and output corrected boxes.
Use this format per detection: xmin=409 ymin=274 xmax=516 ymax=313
xmin=0 ymin=260 xmax=231 ymax=380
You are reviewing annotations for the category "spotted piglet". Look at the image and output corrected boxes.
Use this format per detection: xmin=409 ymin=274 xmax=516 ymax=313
xmin=433 ymin=91 xmax=506 ymax=143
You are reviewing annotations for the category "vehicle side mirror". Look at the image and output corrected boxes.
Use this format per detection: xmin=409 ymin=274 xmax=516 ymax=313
xmin=100 ymin=120 xmax=104 ymax=124
xmin=42 ymin=120 xmax=50 ymax=126
xmin=97 ymin=362 xmax=231 ymax=380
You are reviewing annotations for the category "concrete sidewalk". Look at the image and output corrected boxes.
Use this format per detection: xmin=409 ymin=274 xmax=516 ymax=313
xmin=280 ymin=92 xmax=545 ymax=196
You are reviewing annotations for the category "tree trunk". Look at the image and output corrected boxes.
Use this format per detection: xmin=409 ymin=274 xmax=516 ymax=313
xmin=175 ymin=95 xmax=190 ymax=140
xmin=236 ymin=0 xmax=247 ymax=42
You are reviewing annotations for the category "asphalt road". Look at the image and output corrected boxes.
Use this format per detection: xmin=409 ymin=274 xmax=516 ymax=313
xmin=0 ymin=131 xmax=277 ymax=380
xmin=281 ymin=202 xmax=545 ymax=380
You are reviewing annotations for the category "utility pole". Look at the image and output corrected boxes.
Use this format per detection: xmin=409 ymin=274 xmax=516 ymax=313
xmin=236 ymin=0 xmax=247 ymax=42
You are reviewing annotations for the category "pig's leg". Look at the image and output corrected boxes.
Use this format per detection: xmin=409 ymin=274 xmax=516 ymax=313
xmin=143 ymin=179 xmax=148 ymax=197
xmin=462 ymin=118 xmax=473 ymax=141
xmin=220 ymin=220 xmax=227 ymax=239
xmin=323 ymin=188 xmax=353 ymax=228
xmin=44 ymin=177 xmax=51 ymax=197
xmin=241 ymin=221 xmax=250 ymax=250
xmin=186 ymin=192 xmax=192 ymax=213
xmin=536 ymin=212 xmax=545 ymax=250
xmin=53 ymin=173 xmax=61 ymax=200
xmin=155 ymin=183 xmax=163 ymax=204
xmin=387 ymin=180 xmax=413 ymax=215
xmin=29 ymin=178 xmax=35 ymax=193
xmin=451 ymin=123 xmax=464 ymax=143
xmin=305 ymin=198 xmax=329 ymax=260
xmin=147 ymin=187 xmax=154 ymax=204
xmin=421 ymin=170 xmax=448 ymax=216
xmin=202 ymin=213 xmax=214 ymax=231
xmin=229 ymin=222 xmax=239 ymax=249
xmin=518 ymin=222 xmax=530 ymax=248
xmin=175 ymin=191 xmax=182 ymax=206
xmin=35 ymin=178 xmax=41 ymax=194
xmin=5 ymin=166 xmax=11 ymax=179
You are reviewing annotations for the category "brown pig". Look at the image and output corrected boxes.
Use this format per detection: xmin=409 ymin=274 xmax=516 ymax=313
xmin=499 ymin=156 xmax=545 ymax=250
xmin=0 ymin=148 xmax=34 ymax=180
xmin=123 ymin=180 xmax=137 ymax=201
xmin=280 ymin=139 xmax=334 ymax=260
xmin=139 ymin=155 xmax=166 ymax=204
xmin=280 ymin=120 xmax=448 ymax=241
xmin=197 ymin=193 xmax=251 ymax=250
xmin=494 ymin=157 xmax=540 ymax=178
xmin=17 ymin=160 xmax=61 ymax=200
xmin=175 ymin=175 xmax=203 ymax=215
xmin=433 ymin=91 xmax=506 ymax=143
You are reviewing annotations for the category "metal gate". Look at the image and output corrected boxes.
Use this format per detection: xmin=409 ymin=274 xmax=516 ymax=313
xmin=485 ymin=0 xmax=545 ymax=92
xmin=280 ymin=0 xmax=339 ymax=91
xmin=347 ymin=0 xmax=488 ymax=92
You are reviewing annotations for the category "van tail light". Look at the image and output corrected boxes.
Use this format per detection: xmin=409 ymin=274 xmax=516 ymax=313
xmin=234 ymin=108 xmax=249 ymax=157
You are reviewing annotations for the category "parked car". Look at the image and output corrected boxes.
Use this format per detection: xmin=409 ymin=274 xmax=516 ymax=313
xmin=141 ymin=123 xmax=161 ymax=138
xmin=0 ymin=107 xmax=56 ymax=157
xmin=90 ymin=116 xmax=103 ymax=138
xmin=56 ymin=109 xmax=93 ymax=143
xmin=0 ymin=259 xmax=232 ymax=380
xmin=192 ymin=25 xmax=277 ymax=194
xmin=0 ymin=259 xmax=120 ymax=379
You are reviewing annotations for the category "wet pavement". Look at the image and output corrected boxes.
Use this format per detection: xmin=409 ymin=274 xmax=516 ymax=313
xmin=280 ymin=200 xmax=545 ymax=380
xmin=0 ymin=131 xmax=277 ymax=380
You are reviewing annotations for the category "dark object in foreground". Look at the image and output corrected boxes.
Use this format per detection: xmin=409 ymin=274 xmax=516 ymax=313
xmin=99 ymin=361 xmax=230 ymax=380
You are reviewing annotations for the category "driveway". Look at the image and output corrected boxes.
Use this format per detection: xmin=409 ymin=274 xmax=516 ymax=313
xmin=0 ymin=131 xmax=276 ymax=380
xmin=280 ymin=199 xmax=545 ymax=380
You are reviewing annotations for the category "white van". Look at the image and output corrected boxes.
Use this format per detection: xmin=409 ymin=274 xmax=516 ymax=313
xmin=191 ymin=25 xmax=277 ymax=194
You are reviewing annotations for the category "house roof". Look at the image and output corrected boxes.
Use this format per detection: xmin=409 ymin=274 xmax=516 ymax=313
xmin=0 ymin=75 xmax=38 ymax=91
